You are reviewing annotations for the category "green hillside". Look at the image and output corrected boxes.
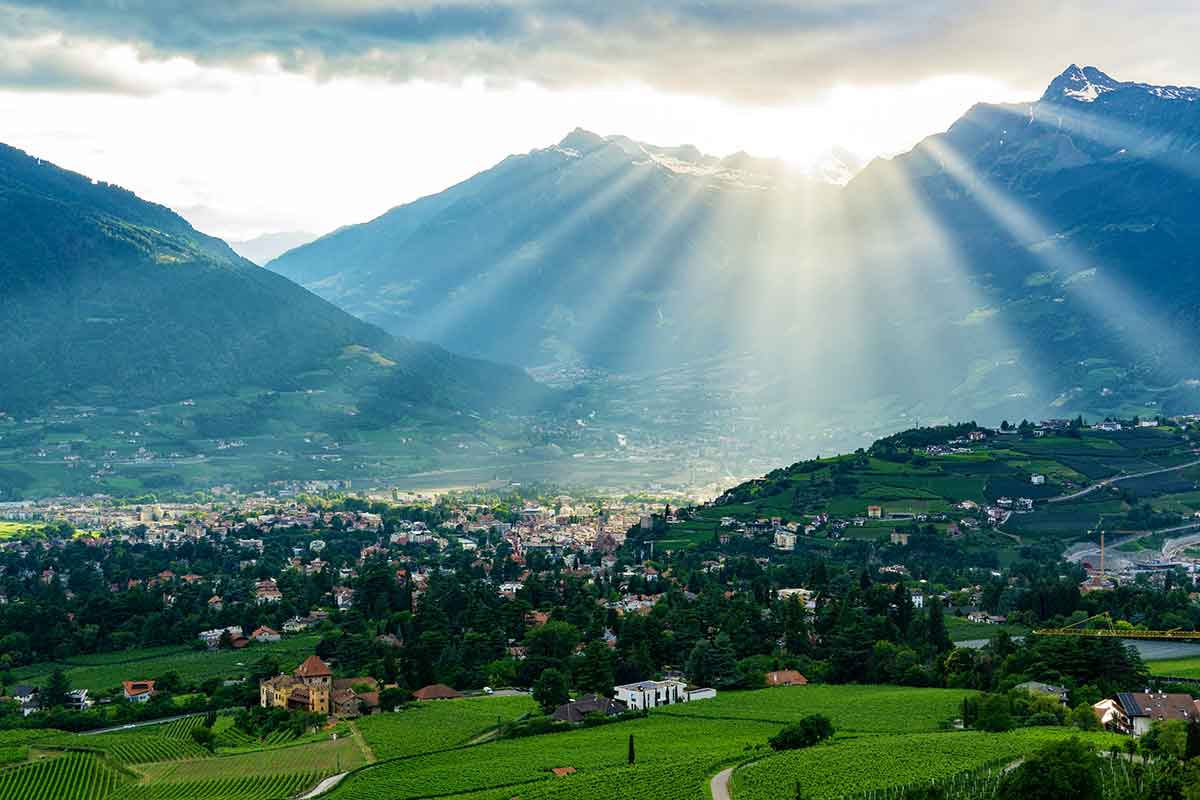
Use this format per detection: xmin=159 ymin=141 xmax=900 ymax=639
xmin=661 ymin=421 xmax=1200 ymax=553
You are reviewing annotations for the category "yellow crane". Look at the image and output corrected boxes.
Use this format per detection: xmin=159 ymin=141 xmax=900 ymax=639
xmin=1034 ymin=611 xmax=1200 ymax=641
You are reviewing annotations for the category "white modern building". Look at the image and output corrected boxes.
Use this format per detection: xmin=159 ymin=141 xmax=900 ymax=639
xmin=613 ymin=680 xmax=715 ymax=710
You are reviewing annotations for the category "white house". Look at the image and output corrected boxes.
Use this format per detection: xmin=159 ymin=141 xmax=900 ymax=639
xmin=1031 ymin=474 xmax=1046 ymax=485
xmin=613 ymin=679 xmax=714 ymax=710
xmin=198 ymin=625 xmax=243 ymax=649
xmin=773 ymin=530 xmax=797 ymax=551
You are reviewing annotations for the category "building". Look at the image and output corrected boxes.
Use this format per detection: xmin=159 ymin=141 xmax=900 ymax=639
xmin=1031 ymin=474 xmax=1046 ymax=485
xmin=764 ymin=670 xmax=808 ymax=687
xmin=552 ymin=694 xmax=628 ymax=723
xmin=251 ymin=626 xmax=281 ymax=642
xmin=773 ymin=530 xmax=797 ymax=551
xmin=260 ymin=655 xmax=332 ymax=716
xmin=867 ymin=505 xmax=883 ymax=519
xmin=413 ymin=683 xmax=464 ymax=700
xmin=198 ymin=625 xmax=243 ymax=649
xmin=1100 ymin=692 xmax=1200 ymax=735
xmin=123 ymin=680 xmax=156 ymax=703
xmin=613 ymin=679 xmax=714 ymax=710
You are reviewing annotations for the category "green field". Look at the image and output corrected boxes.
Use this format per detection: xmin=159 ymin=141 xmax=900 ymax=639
xmin=356 ymin=694 xmax=537 ymax=759
xmin=1146 ymin=657 xmax=1200 ymax=679
xmin=731 ymin=728 xmax=1123 ymax=800
xmin=0 ymin=520 xmax=45 ymax=538
xmin=11 ymin=636 xmax=322 ymax=692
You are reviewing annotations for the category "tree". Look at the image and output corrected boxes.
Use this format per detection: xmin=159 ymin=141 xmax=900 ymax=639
xmin=574 ymin=640 xmax=615 ymax=696
xmin=1070 ymin=703 xmax=1102 ymax=731
xmin=768 ymin=714 xmax=835 ymax=751
xmin=997 ymin=738 xmax=1100 ymax=800
xmin=926 ymin=603 xmax=950 ymax=654
xmin=378 ymin=687 xmax=410 ymax=712
xmin=976 ymin=693 xmax=1015 ymax=733
xmin=532 ymin=667 xmax=569 ymax=714
xmin=1188 ymin=718 xmax=1200 ymax=761
xmin=43 ymin=669 xmax=71 ymax=709
xmin=628 ymin=734 xmax=635 ymax=765
xmin=191 ymin=726 xmax=216 ymax=753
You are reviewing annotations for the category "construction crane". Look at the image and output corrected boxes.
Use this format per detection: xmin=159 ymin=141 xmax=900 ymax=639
xmin=1034 ymin=612 xmax=1200 ymax=641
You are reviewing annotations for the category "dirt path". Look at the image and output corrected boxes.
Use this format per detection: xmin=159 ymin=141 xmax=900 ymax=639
xmin=348 ymin=721 xmax=376 ymax=763
xmin=710 ymin=767 xmax=735 ymax=800
xmin=296 ymin=772 xmax=347 ymax=799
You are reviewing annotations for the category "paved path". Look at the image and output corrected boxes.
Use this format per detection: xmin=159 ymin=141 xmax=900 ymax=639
xmin=296 ymin=773 xmax=347 ymax=800
xmin=1048 ymin=458 xmax=1200 ymax=503
xmin=710 ymin=767 xmax=734 ymax=800
xmin=79 ymin=712 xmax=198 ymax=736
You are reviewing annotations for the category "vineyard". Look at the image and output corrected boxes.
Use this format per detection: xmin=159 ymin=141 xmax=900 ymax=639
xmin=356 ymin=694 xmax=537 ymax=759
xmin=654 ymin=685 xmax=971 ymax=733
xmin=134 ymin=736 xmax=366 ymax=783
xmin=730 ymin=729 xmax=1124 ymax=800
xmin=8 ymin=635 xmax=322 ymax=692
xmin=333 ymin=713 xmax=779 ymax=798
xmin=38 ymin=728 xmax=212 ymax=765
xmin=106 ymin=771 xmax=322 ymax=800
xmin=0 ymin=752 xmax=128 ymax=800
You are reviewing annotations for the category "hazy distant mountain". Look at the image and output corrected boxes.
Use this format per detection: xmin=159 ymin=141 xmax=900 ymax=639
xmin=0 ymin=143 xmax=546 ymax=420
xmin=270 ymin=66 xmax=1200 ymax=428
xmin=269 ymin=128 xmax=836 ymax=369
xmin=230 ymin=231 xmax=318 ymax=265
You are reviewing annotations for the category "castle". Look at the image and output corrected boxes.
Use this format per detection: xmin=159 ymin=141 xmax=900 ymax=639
xmin=259 ymin=654 xmax=380 ymax=718
xmin=259 ymin=654 xmax=332 ymax=715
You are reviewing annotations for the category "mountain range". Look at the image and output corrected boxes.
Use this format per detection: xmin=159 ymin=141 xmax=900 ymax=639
xmin=0 ymin=142 xmax=547 ymax=424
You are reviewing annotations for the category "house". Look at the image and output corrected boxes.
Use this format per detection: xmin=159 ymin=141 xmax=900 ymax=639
xmin=255 ymin=580 xmax=283 ymax=604
xmin=198 ymin=625 xmax=244 ymax=649
xmin=413 ymin=683 xmax=464 ymax=701
xmin=867 ymin=505 xmax=883 ymax=519
xmin=260 ymin=655 xmax=332 ymax=716
xmin=773 ymin=530 xmax=797 ymax=551
xmin=1031 ymin=474 xmax=1046 ymax=485
xmin=123 ymin=680 xmax=156 ymax=702
xmin=66 ymin=689 xmax=91 ymax=711
xmin=764 ymin=670 xmax=808 ymax=687
xmin=552 ymin=694 xmax=628 ymax=723
xmin=251 ymin=626 xmax=281 ymax=642
xmin=334 ymin=586 xmax=355 ymax=610
xmin=613 ymin=679 xmax=714 ymax=710
xmin=11 ymin=685 xmax=38 ymax=716
xmin=1015 ymin=681 xmax=1069 ymax=705
xmin=889 ymin=531 xmax=910 ymax=546
xmin=207 ymin=594 xmax=223 ymax=611
xmin=1103 ymin=692 xmax=1200 ymax=735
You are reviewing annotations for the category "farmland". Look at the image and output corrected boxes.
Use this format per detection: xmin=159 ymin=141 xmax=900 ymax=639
xmin=10 ymin=635 xmax=322 ymax=693
xmin=356 ymin=694 xmax=537 ymax=759
xmin=684 ymin=426 xmax=1200 ymax=551
xmin=332 ymin=686 xmax=968 ymax=800
xmin=731 ymin=729 xmax=1123 ymax=800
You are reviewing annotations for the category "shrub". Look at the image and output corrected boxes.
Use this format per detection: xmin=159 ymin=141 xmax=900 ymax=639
xmin=769 ymin=714 xmax=834 ymax=751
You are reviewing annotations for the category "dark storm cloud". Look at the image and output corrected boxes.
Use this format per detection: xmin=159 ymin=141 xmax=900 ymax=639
xmin=1 ymin=1 xmax=1198 ymax=100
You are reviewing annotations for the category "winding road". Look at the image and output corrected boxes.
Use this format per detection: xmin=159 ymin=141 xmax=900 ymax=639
xmin=1047 ymin=458 xmax=1200 ymax=503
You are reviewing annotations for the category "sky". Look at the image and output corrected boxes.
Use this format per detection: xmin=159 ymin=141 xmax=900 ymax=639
xmin=1 ymin=1 xmax=1198 ymax=241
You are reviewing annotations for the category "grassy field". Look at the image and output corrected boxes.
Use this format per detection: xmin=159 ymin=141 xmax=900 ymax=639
xmin=0 ymin=520 xmax=45 ymax=538
xmin=10 ymin=635 xmax=321 ymax=692
xmin=1146 ymin=656 xmax=1200 ymax=679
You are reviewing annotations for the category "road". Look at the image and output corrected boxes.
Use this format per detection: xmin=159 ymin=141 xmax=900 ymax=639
xmin=1065 ymin=522 xmax=1200 ymax=572
xmin=79 ymin=712 xmax=199 ymax=736
xmin=710 ymin=767 xmax=734 ymax=800
xmin=1048 ymin=458 xmax=1200 ymax=503
xmin=296 ymin=773 xmax=347 ymax=799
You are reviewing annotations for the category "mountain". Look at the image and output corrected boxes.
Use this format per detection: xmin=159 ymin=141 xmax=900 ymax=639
xmin=268 ymin=128 xmax=835 ymax=370
xmin=229 ymin=231 xmax=319 ymax=265
xmin=843 ymin=64 xmax=1200 ymax=417
xmin=0 ymin=142 xmax=547 ymax=420
xmin=269 ymin=66 xmax=1200 ymax=444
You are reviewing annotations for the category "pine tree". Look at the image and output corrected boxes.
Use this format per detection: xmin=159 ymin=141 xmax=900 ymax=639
xmin=628 ymin=734 xmax=635 ymax=765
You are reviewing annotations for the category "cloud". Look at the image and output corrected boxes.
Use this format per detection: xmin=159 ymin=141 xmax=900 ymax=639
xmin=1 ymin=1 xmax=1198 ymax=102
